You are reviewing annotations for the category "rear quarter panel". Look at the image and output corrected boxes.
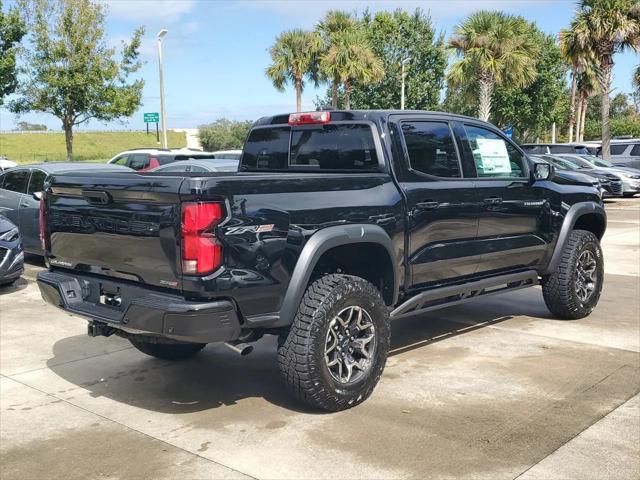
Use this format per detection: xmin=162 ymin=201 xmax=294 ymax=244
xmin=179 ymin=172 xmax=404 ymax=318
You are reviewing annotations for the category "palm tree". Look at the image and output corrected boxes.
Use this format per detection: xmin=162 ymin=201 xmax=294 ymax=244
xmin=560 ymin=27 xmax=589 ymax=142
xmin=320 ymin=27 xmax=384 ymax=109
xmin=317 ymin=10 xmax=358 ymax=107
xmin=266 ymin=29 xmax=322 ymax=112
xmin=634 ymin=64 xmax=640 ymax=93
xmin=448 ymin=11 xmax=540 ymax=121
xmin=572 ymin=0 xmax=640 ymax=159
xmin=575 ymin=65 xmax=599 ymax=141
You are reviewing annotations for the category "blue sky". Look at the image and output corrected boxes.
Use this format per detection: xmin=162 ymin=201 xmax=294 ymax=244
xmin=1 ymin=0 xmax=638 ymax=131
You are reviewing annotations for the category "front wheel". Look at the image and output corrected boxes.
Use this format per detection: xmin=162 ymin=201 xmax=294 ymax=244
xmin=542 ymin=229 xmax=604 ymax=319
xmin=278 ymin=274 xmax=390 ymax=412
xmin=129 ymin=336 xmax=206 ymax=360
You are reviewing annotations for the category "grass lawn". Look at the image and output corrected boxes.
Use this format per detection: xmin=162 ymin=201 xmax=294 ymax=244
xmin=0 ymin=130 xmax=187 ymax=164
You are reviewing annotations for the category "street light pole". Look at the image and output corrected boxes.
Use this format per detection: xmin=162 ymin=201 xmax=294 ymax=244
xmin=157 ymin=29 xmax=168 ymax=149
xmin=400 ymin=57 xmax=411 ymax=110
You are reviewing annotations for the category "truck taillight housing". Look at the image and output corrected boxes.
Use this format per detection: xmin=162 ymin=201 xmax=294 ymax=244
xmin=181 ymin=202 xmax=224 ymax=275
xmin=39 ymin=196 xmax=46 ymax=251
xmin=288 ymin=111 xmax=330 ymax=125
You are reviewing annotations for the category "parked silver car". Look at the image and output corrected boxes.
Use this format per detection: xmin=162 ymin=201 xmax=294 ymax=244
xmin=597 ymin=140 xmax=640 ymax=169
xmin=557 ymin=154 xmax=640 ymax=197
xmin=151 ymin=158 xmax=239 ymax=173
xmin=0 ymin=162 xmax=132 ymax=254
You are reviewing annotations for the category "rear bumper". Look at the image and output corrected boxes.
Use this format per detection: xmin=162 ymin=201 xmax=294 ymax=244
xmin=37 ymin=270 xmax=241 ymax=343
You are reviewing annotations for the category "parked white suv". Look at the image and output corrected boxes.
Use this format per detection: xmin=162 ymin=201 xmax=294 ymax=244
xmin=598 ymin=140 xmax=640 ymax=169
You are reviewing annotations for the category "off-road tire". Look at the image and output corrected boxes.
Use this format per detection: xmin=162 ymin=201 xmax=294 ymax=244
xmin=542 ymin=229 xmax=603 ymax=319
xmin=129 ymin=337 xmax=206 ymax=360
xmin=278 ymin=274 xmax=390 ymax=412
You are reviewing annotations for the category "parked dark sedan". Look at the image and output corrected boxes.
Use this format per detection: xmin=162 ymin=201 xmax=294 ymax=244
xmin=0 ymin=162 xmax=132 ymax=254
xmin=0 ymin=215 xmax=23 ymax=286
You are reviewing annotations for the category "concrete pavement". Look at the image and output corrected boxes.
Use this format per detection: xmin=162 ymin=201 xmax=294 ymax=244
xmin=1 ymin=197 xmax=638 ymax=480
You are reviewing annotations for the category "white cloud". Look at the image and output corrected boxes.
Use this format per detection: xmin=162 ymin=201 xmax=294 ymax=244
xmin=103 ymin=0 xmax=196 ymax=22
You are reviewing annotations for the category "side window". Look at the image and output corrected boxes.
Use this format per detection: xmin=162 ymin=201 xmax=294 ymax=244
xmin=630 ymin=144 xmax=640 ymax=156
xmin=401 ymin=121 xmax=461 ymax=178
xmin=156 ymin=164 xmax=188 ymax=173
xmin=128 ymin=154 xmax=149 ymax=170
xmin=28 ymin=170 xmax=47 ymax=194
xmin=610 ymin=144 xmax=629 ymax=155
xmin=189 ymin=166 xmax=208 ymax=173
xmin=112 ymin=155 xmax=129 ymax=166
xmin=464 ymin=125 xmax=525 ymax=178
xmin=1 ymin=170 xmax=29 ymax=193
xmin=242 ymin=127 xmax=290 ymax=170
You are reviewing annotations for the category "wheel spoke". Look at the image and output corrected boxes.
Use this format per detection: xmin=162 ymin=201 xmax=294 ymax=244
xmin=324 ymin=305 xmax=377 ymax=384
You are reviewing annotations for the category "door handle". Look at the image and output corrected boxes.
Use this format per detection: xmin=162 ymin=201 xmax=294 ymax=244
xmin=415 ymin=201 xmax=440 ymax=210
xmin=20 ymin=202 xmax=30 ymax=208
xmin=483 ymin=197 xmax=503 ymax=205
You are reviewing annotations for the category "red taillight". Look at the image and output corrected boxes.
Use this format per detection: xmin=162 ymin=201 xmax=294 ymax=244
xmin=181 ymin=202 xmax=224 ymax=275
xmin=288 ymin=111 xmax=330 ymax=125
xmin=39 ymin=197 xmax=46 ymax=251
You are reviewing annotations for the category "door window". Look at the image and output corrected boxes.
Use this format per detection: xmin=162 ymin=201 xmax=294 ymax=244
xmin=630 ymin=144 xmax=640 ymax=156
xmin=1 ymin=170 xmax=29 ymax=192
xmin=610 ymin=144 xmax=629 ymax=155
xmin=128 ymin=154 xmax=149 ymax=170
xmin=464 ymin=125 xmax=526 ymax=178
xmin=28 ymin=170 xmax=47 ymax=194
xmin=112 ymin=155 xmax=129 ymax=166
xmin=401 ymin=121 xmax=461 ymax=177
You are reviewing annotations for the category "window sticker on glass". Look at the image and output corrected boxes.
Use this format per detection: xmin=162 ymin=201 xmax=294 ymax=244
xmin=475 ymin=138 xmax=512 ymax=174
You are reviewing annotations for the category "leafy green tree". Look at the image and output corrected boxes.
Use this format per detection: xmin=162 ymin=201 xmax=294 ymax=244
xmin=350 ymin=9 xmax=446 ymax=110
xmin=198 ymin=118 xmax=252 ymax=151
xmin=0 ymin=0 xmax=26 ymax=105
xmin=16 ymin=120 xmax=47 ymax=130
xmin=266 ymin=29 xmax=322 ymax=112
xmin=492 ymin=32 xmax=568 ymax=142
xmin=448 ymin=10 xmax=540 ymax=121
xmin=571 ymin=0 xmax=640 ymax=159
xmin=11 ymin=0 xmax=144 ymax=160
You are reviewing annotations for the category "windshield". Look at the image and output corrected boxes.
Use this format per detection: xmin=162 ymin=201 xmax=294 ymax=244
xmin=584 ymin=155 xmax=613 ymax=168
xmin=541 ymin=155 xmax=581 ymax=170
xmin=557 ymin=155 xmax=593 ymax=169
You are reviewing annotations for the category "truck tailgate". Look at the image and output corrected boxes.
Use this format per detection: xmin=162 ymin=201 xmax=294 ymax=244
xmin=46 ymin=172 xmax=184 ymax=290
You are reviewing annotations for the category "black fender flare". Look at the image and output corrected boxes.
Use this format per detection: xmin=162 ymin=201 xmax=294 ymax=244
xmin=272 ymin=224 xmax=399 ymax=327
xmin=543 ymin=201 xmax=606 ymax=274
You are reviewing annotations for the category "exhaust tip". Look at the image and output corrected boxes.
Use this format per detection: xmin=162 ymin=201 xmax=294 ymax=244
xmin=224 ymin=342 xmax=254 ymax=356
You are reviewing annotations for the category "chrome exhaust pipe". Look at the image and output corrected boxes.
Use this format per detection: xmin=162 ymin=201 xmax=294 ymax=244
xmin=224 ymin=342 xmax=254 ymax=356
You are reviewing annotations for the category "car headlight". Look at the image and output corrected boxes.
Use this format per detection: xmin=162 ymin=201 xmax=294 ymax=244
xmin=0 ymin=227 xmax=19 ymax=242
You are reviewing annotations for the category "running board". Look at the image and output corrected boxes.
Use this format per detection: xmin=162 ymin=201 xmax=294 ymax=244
xmin=391 ymin=270 xmax=539 ymax=319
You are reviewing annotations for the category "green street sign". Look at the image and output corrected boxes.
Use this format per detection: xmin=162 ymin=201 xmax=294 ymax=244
xmin=144 ymin=112 xmax=159 ymax=123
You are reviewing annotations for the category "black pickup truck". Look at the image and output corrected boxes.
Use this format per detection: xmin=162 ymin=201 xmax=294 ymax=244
xmin=37 ymin=110 xmax=606 ymax=411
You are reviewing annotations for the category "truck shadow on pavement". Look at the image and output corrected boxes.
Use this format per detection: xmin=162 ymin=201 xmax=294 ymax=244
xmin=45 ymin=291 xmax=555 ymax=414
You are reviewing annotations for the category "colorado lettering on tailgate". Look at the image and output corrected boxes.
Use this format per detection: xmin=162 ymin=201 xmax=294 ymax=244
xmin=50 ymin=212 xmax=159 ymax=236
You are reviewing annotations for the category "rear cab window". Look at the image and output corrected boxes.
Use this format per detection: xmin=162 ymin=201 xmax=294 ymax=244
xmin=241 ymin=123 xmax=380 ymax=172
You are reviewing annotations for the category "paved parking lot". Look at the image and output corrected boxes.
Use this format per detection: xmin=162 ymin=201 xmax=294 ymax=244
xmin=1 ymin=198 xmax=639 ymax=480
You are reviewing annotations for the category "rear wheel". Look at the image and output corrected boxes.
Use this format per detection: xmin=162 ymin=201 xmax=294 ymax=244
xmin=542 ymin=229 xmax=603 ymax=319
xmin=278 ymin=274 xmax=390 ymax=412
xmin=129 ymin=337 xmax=206 ymax=360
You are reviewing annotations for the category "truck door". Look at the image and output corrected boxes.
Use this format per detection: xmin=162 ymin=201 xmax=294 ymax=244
xmin=391 ymin=116 xmax=480 ymax=288
xmin=454 ymin=121 xmax=549 ymax=274
xmin=0 ymin=169 xmax=29 ymax=226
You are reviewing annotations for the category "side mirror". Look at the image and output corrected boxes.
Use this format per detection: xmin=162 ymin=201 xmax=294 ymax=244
xmin=533 ymin=162 xmax=553 ymax=180
xmin=32 ymin=191 xmax=43 ymax=201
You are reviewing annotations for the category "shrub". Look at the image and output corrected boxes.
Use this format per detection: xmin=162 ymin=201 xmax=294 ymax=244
xmin=198 ymin=119 xmax=252 ymax=151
